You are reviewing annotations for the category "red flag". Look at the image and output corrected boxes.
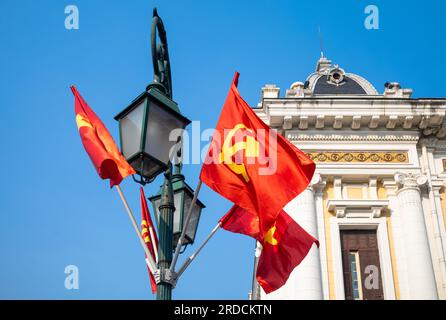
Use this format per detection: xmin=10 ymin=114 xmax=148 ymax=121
xmin=200 ymin=72 xmax=315 ymax=235
xmin=140 ymin=187 xmax=158 ymax=294
xmin=71 ymin=86 xmax=135 ymax=187
xmin=221 ymin=205 xmax=319 ymax=294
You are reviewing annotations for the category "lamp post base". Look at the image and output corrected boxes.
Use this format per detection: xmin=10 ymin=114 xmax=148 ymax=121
xmin=157 ymin=282 xmax=173 ymax=300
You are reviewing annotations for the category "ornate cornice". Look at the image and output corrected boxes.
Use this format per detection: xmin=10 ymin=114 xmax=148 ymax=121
xmin=306 ymin=151 xmax=409 ymax=163
xmin=287 ymin=133 xmax=420 ymax=142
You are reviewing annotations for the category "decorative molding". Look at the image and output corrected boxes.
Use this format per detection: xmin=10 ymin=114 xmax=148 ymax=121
xmin=403 ymin=116 xmax=414 ymax=129
xmin=299 ymin=116 xmax=309 ymax=130
xmin=287 ymin=133 xmax=420 ymax=142
xmin=351 ymin=116 xmax=361 ymax=130
xmin=305 ymin=151 xmax=409 ymax=163
xmin=316 ymin=115 xmax=325 ymax=129
xmin=369 ymin=115 xmax=380 ymax=129
xmin=283 ymin=115 xmax=292 ymax=130
xmin=326 ymin=199 xmax=389 ymax=218
xmin=386 ymin=116 xmax=398 ymax=129
xmin=333 ymin=116 xmax=343 ymax=129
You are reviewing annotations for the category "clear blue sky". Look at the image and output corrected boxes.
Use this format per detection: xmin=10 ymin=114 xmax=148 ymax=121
xmin=0 ymin=0 xmax=445 ymax=299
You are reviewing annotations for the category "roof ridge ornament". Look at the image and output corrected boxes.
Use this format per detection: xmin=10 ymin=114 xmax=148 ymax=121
xmin=316 ymin=55 xmax=332 ymax=74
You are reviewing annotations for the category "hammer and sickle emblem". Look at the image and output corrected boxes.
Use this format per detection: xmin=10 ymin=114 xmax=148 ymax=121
xmin=218 ymin=124 xmax=259 ymax=182
xmin=75 ymin=113 xmax=93 ymax=130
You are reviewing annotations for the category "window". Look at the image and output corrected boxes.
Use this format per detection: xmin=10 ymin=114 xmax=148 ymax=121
xmin=349 ymin=251 xmax=363 ymax=300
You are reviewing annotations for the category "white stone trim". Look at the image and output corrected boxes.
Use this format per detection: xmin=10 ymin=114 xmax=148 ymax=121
xmin=287 ymin=133 xmax=420 ymax=143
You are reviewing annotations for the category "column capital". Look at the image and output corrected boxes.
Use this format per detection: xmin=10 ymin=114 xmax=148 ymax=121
xmin=395 ymin=172 xmax=428 ymax=193
xmin=308 ymin=173 xmax=325 ymax=194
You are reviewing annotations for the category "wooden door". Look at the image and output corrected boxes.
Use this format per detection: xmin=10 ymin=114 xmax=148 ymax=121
xmin=340 ymin=230 xmax=384 ymax=300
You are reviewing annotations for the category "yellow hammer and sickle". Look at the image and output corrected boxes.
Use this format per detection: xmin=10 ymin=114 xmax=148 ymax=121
xmin=76 ymin=113 xmax=93 ymax=130
xmin=141 ymin=220 xmax=151 ymax=244
xmin=219 ymin=124 xmax=259 ymax=182
xmin=264 ymin=224 xmax=278 ymax=246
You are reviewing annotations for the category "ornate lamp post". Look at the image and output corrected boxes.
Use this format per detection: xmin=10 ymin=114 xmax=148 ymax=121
xmin=114 ymin=8 xmax=204 ymax=300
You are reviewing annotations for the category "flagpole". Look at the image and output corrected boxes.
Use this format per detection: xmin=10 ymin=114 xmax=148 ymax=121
xmin=251 ymin=241 xmax=262 ymax=300
xmin=148 ymin=226 xmax=159 ymax=263
xmin=169 ymin=180 xmax=202 ymax=273
xmin=175 ymin=222 xmax=221 ymax=280
xmin=116 ymin=185 xmax=157 ymax=275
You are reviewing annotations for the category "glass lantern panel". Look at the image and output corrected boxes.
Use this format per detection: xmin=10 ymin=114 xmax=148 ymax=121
xmin=184 ymin=195 xmax=202 ymax=242
xmin=145 ymin=102 xmax=187 ymax=165
xmin=173 ymin=191 xmax=182 ymax=235
xmin=153 ymin=197 xmax=161 ymax=228
xmin=130 ymin=155 xmax=164 ymax=180
xmin=120 ymin=100 xmax=145 ymax=158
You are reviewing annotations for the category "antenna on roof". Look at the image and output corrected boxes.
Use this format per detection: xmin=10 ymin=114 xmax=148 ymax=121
xmin=318 ymin=26 xmax=325 ymax=58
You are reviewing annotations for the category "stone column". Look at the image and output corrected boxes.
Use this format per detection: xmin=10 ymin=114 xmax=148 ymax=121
xmin=383 ymin=178 xmax=409 ymax=299
xmin=395 ymin=173 xmax=438 ymax=299
xmin=266 ymin=174 xmax=324 ymax=299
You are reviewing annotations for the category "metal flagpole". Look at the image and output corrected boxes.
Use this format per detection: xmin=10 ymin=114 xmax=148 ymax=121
xmin=169 ymin=180 xmax=203 ymax=273
xmin=116 ymin=185 xmax=157 ymax=275
xmin=148 ymin=226 xmax=159 ymax=263
xmin=175 ymin=222 xmax=222 ymax=280
xmin=251 ymin=241 xmax=262 ymax=300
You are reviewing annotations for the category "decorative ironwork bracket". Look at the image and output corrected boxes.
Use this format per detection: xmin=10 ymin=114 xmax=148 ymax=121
xmin=153 ymin=268 xmax=177 ymax=288
xmin=151 ymin=8 xmax=173 ymax=99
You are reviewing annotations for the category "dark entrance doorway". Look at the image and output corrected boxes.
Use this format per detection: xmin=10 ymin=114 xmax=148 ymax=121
xmin=340 ymin=229 xmax=384 ymax=300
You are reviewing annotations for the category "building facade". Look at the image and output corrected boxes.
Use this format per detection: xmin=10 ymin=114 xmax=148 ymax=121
xmin=252 ymin=56 xmax=446 ymax=300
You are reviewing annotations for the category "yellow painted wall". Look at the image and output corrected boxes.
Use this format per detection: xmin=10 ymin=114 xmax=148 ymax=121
xmin=323 ymin=181 xmax=336 ymax=299
xmin=377 ymin=181 xmax=387 ymax=200
xmin=346 ymin=187 xmax=363 ymax=199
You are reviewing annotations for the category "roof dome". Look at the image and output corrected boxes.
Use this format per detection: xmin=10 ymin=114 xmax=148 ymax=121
xmin=304 ymin=56 xmax=378 ymax=96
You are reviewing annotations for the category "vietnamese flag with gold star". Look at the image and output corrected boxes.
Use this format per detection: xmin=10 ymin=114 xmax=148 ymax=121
xmin=200 ymin=72 xmax=315 ymax=236
xmin=220 ymin=205 xmax=319 ymax=294
xmin=71 ymin=86 xmax=135 ymax=187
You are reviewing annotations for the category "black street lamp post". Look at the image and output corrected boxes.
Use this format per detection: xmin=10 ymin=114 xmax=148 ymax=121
xmin=114 ymin=8 xmax=204 ymax=300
